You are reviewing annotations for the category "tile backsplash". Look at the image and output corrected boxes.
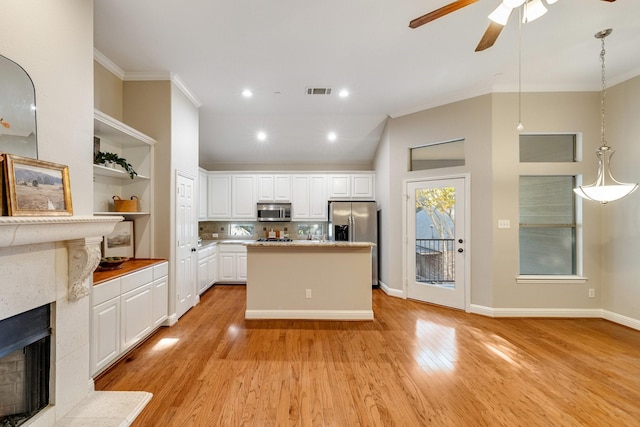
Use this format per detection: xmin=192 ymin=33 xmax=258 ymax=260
xmin=199 ymin=221 xmax=326 ymax=240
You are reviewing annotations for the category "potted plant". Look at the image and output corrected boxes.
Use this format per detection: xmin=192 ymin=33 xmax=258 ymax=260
xmin=94 ymin=151 xmax=137 ymax=179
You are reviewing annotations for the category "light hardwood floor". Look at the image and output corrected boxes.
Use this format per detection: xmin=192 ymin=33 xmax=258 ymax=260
xmin=96 ymin=286 xmax=640 ymax=426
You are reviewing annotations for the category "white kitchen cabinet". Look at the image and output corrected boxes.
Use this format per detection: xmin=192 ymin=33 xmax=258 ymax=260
xmin=120 ymin=283 xmax=153 ymax=352
xmin=93 ymin=109 xmax=157 ymax=258
xmin=327 ymin=173 xmax=375 ymax=200
xmin=152 ymin=262 xmax=169 ymax=327
xmin=197 ymin=244 xmax=218 ymax=294
xmin=208 ymin=174 xmax=231 ymax=219
xmin=257 ymin=175 xmax=291 ymax=202
xmin=232 ymin=175 xmax=256 ymax=219
xmin=217 ymin=244 xmax=247 ymax=282
xmin=91 ymin=293 xmax=120 ymax=375
xmin=91 ymin=261 xmax=168 ymax=376
xmin=198 ymin=168 xmax=208 ymax=219
xmin=292 ymin=174 xmax=328 ymax=220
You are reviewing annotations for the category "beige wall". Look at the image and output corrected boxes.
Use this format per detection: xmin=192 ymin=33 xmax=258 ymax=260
xmin=490 ymin=92 xmax=602 ymax=309
xmin=122 ymin=81 xmax=172 ymax=261
xmin=0 ymin=0 xmax=94 ymax=215
xmin=601 ymin=75 xmax=640 ymax=319
xmin=378 ymin=90 xmax=620 ymax=312
xmin=93 ymin=61 xmax=123 ymax=120
xmin=382 ymin=95 xmax=494 ymax=306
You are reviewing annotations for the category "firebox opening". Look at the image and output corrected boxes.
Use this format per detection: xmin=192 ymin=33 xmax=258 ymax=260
xmin=0 ymin=305 xmax=51 ymax=426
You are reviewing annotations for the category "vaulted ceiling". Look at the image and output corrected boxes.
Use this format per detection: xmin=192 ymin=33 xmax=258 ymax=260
xmin=94 ymin=0 xmax=640 ymax=168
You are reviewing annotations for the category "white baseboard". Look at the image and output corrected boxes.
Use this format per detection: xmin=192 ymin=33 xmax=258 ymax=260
xmin=244 ymin=309 xmax=374 ymax=320
xmin=602 ymin=310 xmax=640 ymax=331
xmin=469 ymin=305 xmax=602 ymax=318
xmin=164 ymin=313 xmax=178 ymax=327
xmin=378 ymin=280 xmax=404 ymax=298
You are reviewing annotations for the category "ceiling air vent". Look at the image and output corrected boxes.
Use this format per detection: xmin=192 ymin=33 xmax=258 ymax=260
xmin=306 ymin=87 xmax=332 ymax=95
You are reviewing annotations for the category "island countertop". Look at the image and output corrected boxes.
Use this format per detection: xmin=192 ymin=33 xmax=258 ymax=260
xmin=245 ymin=240 xmax=375 ymax=248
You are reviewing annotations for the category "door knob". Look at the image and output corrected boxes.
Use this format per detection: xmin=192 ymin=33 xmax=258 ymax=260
xmin=191 ymin=248 xmax=197 ymax=252
xmin=458 ymin=239 xmax=464 ymax=244
xmin=458 ymin=248 xmax=464 ymax=253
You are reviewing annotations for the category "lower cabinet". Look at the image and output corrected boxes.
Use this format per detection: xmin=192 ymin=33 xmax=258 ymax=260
xmin=91 ymin=261 xmax=168 ymax=376
xmin=197 ymin=244 xmax=218 ymax=294
xmin=218 ymin=244 xmax=247 ymax=282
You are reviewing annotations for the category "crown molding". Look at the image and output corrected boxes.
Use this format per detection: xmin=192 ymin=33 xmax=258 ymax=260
xmin=93 ymin=49 xmax=125 ymax=80
xmin=124 ymin=72 xmax=202 ymax=108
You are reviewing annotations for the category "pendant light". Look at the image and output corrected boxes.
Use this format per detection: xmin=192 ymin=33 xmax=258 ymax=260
xmin=574 ymin=29 xmax=638 ymax=204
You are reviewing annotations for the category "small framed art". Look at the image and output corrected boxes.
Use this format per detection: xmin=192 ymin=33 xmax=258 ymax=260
xmin=3 ymin=154 xmax=73 ymax=216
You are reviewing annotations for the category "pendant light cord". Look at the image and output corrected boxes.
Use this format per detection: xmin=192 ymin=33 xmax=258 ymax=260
xmin=517 ymin=6 xmax=523 ymax=131
xmin=600 ymin=34 xmax=607 ymax=147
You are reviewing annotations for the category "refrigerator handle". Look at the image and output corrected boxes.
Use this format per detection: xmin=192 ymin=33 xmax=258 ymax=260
xmin=349 ymin=215 xmax=354 ymax=242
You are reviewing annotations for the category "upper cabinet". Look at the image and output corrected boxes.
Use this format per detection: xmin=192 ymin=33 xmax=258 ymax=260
xmin=257 ymin=175 xmax=291 ymax=202
xmin=327 ymin=173 xmax=375 ymax=200
xmin=207 ymin=174 xmax=231 ymax=219
xmin=93 ymin=109 xmax=157 ymax=258
xmin=198 ymin=168 xmax=208 ymax=220
xmin=201 ymin=171 xmax=374 ymax=221
xmin=231 ymin=175 xmax=256 ymax=219
xmin=292 ymin=175 xmax=327 ymax=220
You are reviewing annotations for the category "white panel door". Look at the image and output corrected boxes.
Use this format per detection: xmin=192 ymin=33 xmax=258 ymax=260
xmin=91 ymin=297 xmax=120 ymax=374
xmin=176 ymin=172 xmax=197 ymax=319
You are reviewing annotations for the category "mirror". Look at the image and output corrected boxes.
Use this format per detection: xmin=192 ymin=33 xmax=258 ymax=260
xmin=0 ymin=55 xmax=37 ymax=158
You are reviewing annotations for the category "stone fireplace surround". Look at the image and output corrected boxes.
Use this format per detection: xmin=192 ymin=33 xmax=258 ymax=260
xmin=0 ymin=216 xmax=151 ymax=426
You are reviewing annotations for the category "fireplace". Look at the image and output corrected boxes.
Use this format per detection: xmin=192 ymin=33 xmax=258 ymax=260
xmin=0 ymin=305 xmax=51 ymax=426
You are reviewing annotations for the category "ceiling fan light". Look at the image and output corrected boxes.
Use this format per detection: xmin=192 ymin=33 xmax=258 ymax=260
xmin=545 ymin=0 xmax=558 ymax=4
xmin=522 ymin=0 xmax=547 ymax=23
xmin=503 ymin=0 xmax=525 ymax=7
xmin=489 ymin=3 xmax=513 ymax=25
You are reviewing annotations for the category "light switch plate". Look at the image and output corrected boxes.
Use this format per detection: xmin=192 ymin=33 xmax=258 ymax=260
xmin=498 ymin=220 xmax=511 ymax=229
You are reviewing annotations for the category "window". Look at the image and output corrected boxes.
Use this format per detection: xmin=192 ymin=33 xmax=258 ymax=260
xmin=228 ymin=223 xmax=254 ymax=237
xmin=519 ymin=176 xmax=577 ymax=275
xmin=296 ymin=223 xmax=324 ymax=238
xmin=409 ymin=139 xmax=465 ymax=171
xmin=519 ymin=134 xmax=577 ymax=162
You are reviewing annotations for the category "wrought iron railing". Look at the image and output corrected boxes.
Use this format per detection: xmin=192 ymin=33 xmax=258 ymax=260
xmin=415 ymin=238 xmax=455 ymax=283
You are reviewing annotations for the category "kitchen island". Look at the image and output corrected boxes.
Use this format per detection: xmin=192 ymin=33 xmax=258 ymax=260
xmin=245 ymin=240 xmax=375 ymax=320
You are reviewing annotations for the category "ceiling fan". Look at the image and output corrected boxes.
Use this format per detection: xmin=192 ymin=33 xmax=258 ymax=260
xmin=409 ymin=0 xmax=617 ymax=52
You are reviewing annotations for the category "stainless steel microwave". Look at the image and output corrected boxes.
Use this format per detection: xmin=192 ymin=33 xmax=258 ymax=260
xmin=257 ymin=203 xmax=291 ymax=222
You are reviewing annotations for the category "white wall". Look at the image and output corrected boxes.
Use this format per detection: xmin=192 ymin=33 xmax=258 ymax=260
xmin=0 ymin=0 xmax=94 ymax=215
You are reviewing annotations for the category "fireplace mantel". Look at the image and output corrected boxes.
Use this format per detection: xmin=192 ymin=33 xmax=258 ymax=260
xmin=0 ymin=215 xmax=123 ymax=302
xmin=0 ymin=215 xmax=123 ymax=248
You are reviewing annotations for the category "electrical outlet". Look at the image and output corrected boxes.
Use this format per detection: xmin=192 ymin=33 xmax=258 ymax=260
xmin=498 ymin=219 xmax=511 ymax=229
xmin=305 ymin=289 xmax=312 ymax=299
xmin=212 ymin=233 xmax=218 ymax=238
xmin=588 ymin=288 xmax=595 ymax=298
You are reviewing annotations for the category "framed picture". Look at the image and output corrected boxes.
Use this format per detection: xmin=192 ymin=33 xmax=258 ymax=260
xmin=103 ymin=220 xmax=134 ymax=258
xmin=3 ymin=154 xmax=73 ymax=216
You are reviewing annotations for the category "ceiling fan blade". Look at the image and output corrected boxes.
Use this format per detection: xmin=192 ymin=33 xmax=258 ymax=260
xmin=475 ymin=22 xmax=505 ymax=52
xmin=409 ymin=0 xmax=480 ymax=29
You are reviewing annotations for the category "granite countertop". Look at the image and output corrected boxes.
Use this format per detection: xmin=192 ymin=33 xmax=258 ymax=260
xmin=245 ymin=240 xmax=375 ymax=248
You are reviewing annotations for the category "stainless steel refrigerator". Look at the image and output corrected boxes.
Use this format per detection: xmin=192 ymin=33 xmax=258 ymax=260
xmin=328 ymin=201 xmax=378 ymax=287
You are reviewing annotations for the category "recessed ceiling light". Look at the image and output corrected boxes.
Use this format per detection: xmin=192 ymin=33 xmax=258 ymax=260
xmin=256 ymin=131 xmax=267 ymax=141
xmin=328 ymin=132 xmax=337 ymax=142
xmin=338 ymin=89 xmax=349 ymax=98
xmin=242 ymin=89 xmax=253 ymax=98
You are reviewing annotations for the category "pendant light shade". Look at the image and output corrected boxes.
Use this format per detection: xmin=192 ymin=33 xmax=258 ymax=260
xmin=574 ymin=29 xmax=639 ymax=204
xmin=574 ymin=146 xmax=638 ymax=203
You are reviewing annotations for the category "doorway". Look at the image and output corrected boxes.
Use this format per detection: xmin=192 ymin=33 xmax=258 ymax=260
xmin=406 ymin=177 xmax=468 ymax=309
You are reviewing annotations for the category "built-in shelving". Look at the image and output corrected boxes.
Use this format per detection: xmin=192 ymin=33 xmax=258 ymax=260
xmin=93 ymin=109 xmax=157 ymax=258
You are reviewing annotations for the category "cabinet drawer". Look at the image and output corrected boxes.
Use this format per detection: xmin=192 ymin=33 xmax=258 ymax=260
xmin=121 ymin=267 xmax=153 ymax=293
xmin=153 ymin=262 xmax=168 ymax=279
xmin=219 ymin=244 xmax=247 ymax=254
xmin=93 ymin=278 xmax=121 ymax=306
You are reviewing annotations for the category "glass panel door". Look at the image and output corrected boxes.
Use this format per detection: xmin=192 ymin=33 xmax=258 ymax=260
xmin=407 ymin=178 xmax=466 ymax=309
